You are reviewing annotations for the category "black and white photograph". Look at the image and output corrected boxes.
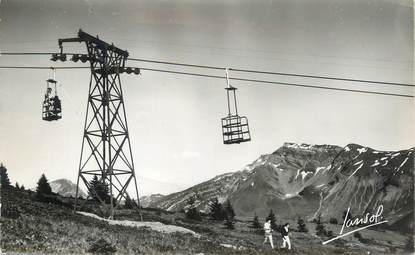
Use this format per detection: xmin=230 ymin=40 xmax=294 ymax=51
xmin=0 ymin=0 xmax=414 ymax=254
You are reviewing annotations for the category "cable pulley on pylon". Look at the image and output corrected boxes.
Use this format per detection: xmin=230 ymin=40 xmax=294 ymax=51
xmin=221 ymin=68 xmax=251 ymax=144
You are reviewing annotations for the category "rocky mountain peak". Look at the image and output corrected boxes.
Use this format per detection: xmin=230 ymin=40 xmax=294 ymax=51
xmin=50 ymin=178 xmax=86 ymax=198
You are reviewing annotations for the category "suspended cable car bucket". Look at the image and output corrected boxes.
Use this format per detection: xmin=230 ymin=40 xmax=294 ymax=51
xmin=221 ymin=68 xmax=251 ymax=144
xmin=221 ymin=114 xmax=251 ymax=144
xmin=42 ymin=71 xmax=62 ymax=121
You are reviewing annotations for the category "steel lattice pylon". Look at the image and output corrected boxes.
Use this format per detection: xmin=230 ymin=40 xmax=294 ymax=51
xmin=57 ymin=30 xmax=140 ymax=218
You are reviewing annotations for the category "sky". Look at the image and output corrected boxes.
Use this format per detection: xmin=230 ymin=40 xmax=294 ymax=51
xmin=0 ymin=0 xmax=413 ymax=197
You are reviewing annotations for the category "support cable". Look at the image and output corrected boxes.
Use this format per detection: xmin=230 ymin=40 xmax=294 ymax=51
xmin=0 ymin=65 xmax=413 ymax=98
xmin=0 ymin=52 xmax=413 ymax=87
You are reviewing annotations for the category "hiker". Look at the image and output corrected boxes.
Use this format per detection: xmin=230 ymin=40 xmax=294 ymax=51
xmin=262 ymin=219 xmax=274 ymax=249
xmin=281 ymin=223 xmax=291 ymax=250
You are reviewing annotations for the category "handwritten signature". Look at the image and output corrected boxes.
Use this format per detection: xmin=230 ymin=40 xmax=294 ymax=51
xmin=323 ymin=205 xmax=388 ymax=245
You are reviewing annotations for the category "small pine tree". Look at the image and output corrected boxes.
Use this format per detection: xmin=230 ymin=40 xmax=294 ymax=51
xmin=0 ymin=163 xmax=11 ymax=188
xmin=297 ymin=217 xmax=308 ymax=232
xmin=343 ymin=210 xmax=353 ymax=221
xmin=15 ymin=182 xmax=20 ymax=189
xmin=224 ymin=217 xmax=235 ymax=229
xmin=329 ymin=217 xmax=338 ymax=224
xmin=252 ymin=213 xmax=261 ymax=229
xmin=209 ymin=198 xmax=225 ymax=220
xmin=223 ymin=199 xmax=236 ymax=230
xmin=266 ymin=209 xmax=277 ymax=230
xmin=315 ymin=215 xmax=327 ymax=236
xmin=224 ymin=199 xmax=235 ymax=220
xmin=124 ymin=195 xmax=136 ymax=209
xmin=89 ymin=175 xmax=110 ymax=203
xmin=36 ymin=174 xmax=52 ymax=200
xmin=20 ymin=185 xmax=25 ymax=191
xmin=404 ymin=235 xmax=414 ymax=253
xmin=185 ymin=195 xmax=202 ymax=221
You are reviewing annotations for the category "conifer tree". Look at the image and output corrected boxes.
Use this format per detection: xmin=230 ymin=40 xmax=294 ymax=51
xmin=266 ymin=209 xmax=277 ymax=230
xmin=185 ymin=195 xmax=202 ymax=221
xmin=124 ymin=195 xmax=136 ymax=209
xmin=0 ymin=163 xmax=11 ymax=188
xmin=36 ymin=174 xmax=52 ymax=200
xmin=208 ymin=197 xmax=226 ymax=220
xmin=223 ymin=199 xmax=236 ymax=229
xmin=89 ymin=175 xmax=110 ymax=203
xmin=15 ymin=182 xmax=20 ymax=189
xmin=315 ymin=215 xmax=327 ymax=236
xmin=224 ymin=199 xmax=235 ymax=220
xmin=252 ymin=213 xmax=261 ymax=229
xmin=297 ymin=217 xmax=308 ymax=232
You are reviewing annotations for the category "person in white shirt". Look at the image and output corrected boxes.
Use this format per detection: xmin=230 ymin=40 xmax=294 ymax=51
xmin=281 ymin=223 xmax=291 ymax=250
xmin=262 ymin=220 xmax=274 ymax=249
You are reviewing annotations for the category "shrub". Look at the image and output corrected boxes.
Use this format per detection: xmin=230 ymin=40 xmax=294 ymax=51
xmin=224 ymin=217 xmax=235 ymax=230
xmin=405 ymin=236 xmax=415 ymax=252
xmin=315 ymin=215 xmax=327 ymax=236
xmin=353 ymin=232 xmax=362 ymax=239
xmin=88 ymin=238 xmax=117 ymax=254
xmin=329 ymin=218 xmax=338 ymax=224
xmin=297 ymin=217 xmax=308 ymax=232
xmin=124 ymin=196 xmax=137 ymax=209
xmin=2 ymin=203 xmax=20 ymax=219
xmin=343 ymin=210 xmax=353 ymax=221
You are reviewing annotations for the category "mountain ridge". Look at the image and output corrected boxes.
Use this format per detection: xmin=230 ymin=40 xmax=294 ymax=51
xmin=50 ymin=178 xmax=87 ymax=198
xmin=144 ymin=142 xmax=414 ymax=233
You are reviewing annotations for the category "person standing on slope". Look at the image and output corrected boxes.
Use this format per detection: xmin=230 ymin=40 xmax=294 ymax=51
xmin=263 ymin=219 xmax=274 ymax=249
xmin=281 ymin=223 xmax=291 ymax=250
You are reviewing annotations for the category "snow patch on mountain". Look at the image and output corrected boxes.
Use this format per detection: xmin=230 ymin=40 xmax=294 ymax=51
xmin=357 ymin=147 xmax=368 ymax=154
xmin=371 ymin=160 xmax=380 ymax=167
xmin=347 ymin=162 xmax=364 ymax=180
xmin=354 ymin=160 xmax=363 ymax=166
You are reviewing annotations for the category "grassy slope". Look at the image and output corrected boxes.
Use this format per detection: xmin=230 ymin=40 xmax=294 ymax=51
xmin=1 ymin=187 xmax=410 ymax=254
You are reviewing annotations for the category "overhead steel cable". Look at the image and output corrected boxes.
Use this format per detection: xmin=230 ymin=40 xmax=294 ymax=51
xmin=128 ymin=57 xmax=224 ymax=70
xmin=0 ymin=66 xmax=88 ymax=69
xmin=0 ymin=65 xmax=412 ymax=98
xmin=229 ymin=68 xmax=415 ymax=88
xmin=139 ymin=67 xmax=414 ymax=98
xmin=128 ymin=58 xmax=415 ymax=88
xmin=1 ymin=52 xmax=413 ymax=88
xmin=0 ymin=65 xmax=413 ymax=98
xmin=0 ymin=52 xmax=75 ymax=56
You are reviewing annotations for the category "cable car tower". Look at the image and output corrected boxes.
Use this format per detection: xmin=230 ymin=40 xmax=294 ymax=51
xmin=221 ymin=68 xmax=251 ymax=144
xmin=53 ymin=30 xmax=141 ymax=218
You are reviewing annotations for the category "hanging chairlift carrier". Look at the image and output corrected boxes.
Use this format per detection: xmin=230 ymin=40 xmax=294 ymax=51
xmin=221 ymin=68 xmax=251 ymax=144
xmin=42 ymin=69 xmax=62 ymax=121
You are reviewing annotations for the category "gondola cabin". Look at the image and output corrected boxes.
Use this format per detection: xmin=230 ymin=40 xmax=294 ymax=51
xmin=42 ymin=78 xmax=62 ymax=121
xmin=221 ymin=68 xmax=251 ymax=144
